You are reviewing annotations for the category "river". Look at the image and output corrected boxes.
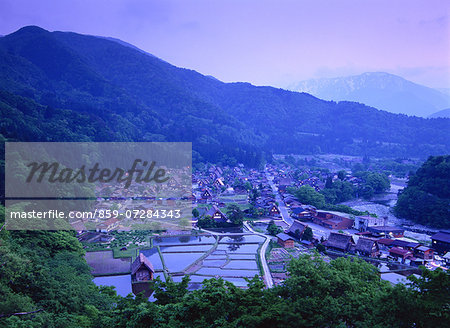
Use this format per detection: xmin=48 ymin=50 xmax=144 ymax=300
xmin=341 ymin=180 xmax=435 ymax=243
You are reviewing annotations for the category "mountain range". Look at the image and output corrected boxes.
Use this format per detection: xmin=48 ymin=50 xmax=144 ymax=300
xmin=0 ymin=26 xmax=449 ymax=167
xmin=428 ymin=108 xmax=450 ymax=119
xmin=288 ymin=72 xmax=450 ymax=118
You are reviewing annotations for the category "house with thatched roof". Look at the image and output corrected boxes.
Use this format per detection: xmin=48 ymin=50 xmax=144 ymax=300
xmin=324 ymin=232 xmax=354 ymax=252
xmin=201 ymin=188 xmax=212 ymax=199
xmin=213 ymin=177 xmax=225 ymax=188
xmin=286 ymin=220 xmax=308 ymax=240
xmin=204 ymin=205 xmax=228 ymax=222
xmin=131 ymin=253 xmax=155 ymax=282
xmin=354 ymin=237 xmax=379 ymax=257
xmin=268 ymin=204 xmax=281 ymax=216
xmin=367 ymin=226 xmax=405 ymax=238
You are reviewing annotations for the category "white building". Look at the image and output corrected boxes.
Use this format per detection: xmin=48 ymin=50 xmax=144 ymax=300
xmin=353 ymin=215 xmax=387 ymax=231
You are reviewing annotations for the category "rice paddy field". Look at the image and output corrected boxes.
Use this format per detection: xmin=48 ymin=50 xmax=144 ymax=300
xmin=92 ymin=232 xmax=265 ymax=296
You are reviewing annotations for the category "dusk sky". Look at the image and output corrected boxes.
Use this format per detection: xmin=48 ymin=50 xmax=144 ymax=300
xmin=0 ymin=0 xmax=449 ymax=88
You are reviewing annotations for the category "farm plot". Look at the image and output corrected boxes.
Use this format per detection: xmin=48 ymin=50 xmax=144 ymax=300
xmin=86 ymin=250 xmax=131 ymax=276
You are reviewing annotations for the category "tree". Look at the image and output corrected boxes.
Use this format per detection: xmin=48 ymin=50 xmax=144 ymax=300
xmin=226 ymin=205 xmax=244 ymax=226
xmin=360 ymin=185 xmax=374 ymax=199
xmin=192 ymin=208 xmax=199 ymax=218
xmin=337 ymin=170 xmax=346 ymax=180
xmin=196 ymin=216 xmax=216 ymax=229
xmin=366 ymin=172 xmax=390 ymax=193
xmin=395 ymin=156 xmax=450 ymax=228
xmin=278 ymin=254 xmax=394 ymax=327
xmin=302 ymin=227 xmax=313 ymax=241
xmin=247 ymin=205 xmax=259 ymax=218
xmin=396 ymin=186 xmax=449 ymax=228
xmin=267 ymin=220 xmax=282 ymax=236
xmin=294 ymin=185 xmax=325 ymax=208
xmin=321 ymin=179 xmax=355 ymax=204
xmin=152 ymin=276 xmax=190 ymax=305
xmin=249 ymin=188 xmax=260 ymax=204
xmin=320 ymin=187 xmax=337 ymax=204
xmin=405 ymin=267 xmax=450 ymax=327
xmin=316 ymin=243 xmax=325 ymax=253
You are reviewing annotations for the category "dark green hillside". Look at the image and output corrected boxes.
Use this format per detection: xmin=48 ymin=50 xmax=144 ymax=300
xmin=0 ymin=26 xmax=449 ymax=164
xmin=395 ymin=155 xmax=450 ymax=228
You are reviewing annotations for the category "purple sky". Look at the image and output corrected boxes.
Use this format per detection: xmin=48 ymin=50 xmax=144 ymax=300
xmin=0 ymin=0 xmax=449 ymax=88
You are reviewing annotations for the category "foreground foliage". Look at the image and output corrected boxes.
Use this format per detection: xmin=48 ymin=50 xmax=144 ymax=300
xmin=1 ymin=212 xmax=448 ymax=327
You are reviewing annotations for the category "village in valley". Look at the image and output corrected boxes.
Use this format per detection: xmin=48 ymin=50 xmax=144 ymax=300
xmin=77 ymin=154 xmax=450 ymax=295
xmin=2 ymin=3 xmax=450 ymax=325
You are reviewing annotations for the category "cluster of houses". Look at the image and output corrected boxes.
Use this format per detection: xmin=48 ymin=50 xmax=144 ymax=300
xmin=70 ymin=166 xmax=192 ymax=232
xmin=192 ymin=165 xmax=282 ymax=221
xmin=285 ymin=198 xmax=384 ymax=232
xmin=266 ymin=163 xmax=366 ymax=193
xmin=276 ymin=221 xmax=450 ymax=267
xmin=268 ymin=164 xmax=326 ymax=193
xmin=319 ymin=229 xmax=449 ymax=267
xmin=323 ymin=230 xmax=442 ymax=266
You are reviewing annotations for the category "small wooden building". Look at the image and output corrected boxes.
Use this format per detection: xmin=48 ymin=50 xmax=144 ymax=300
xmin=377 ymin=238 xmax=394 ymax=250
xmin=389 ymin=247 xmax=413 ymax=263
xmin=354 ymin=237 xmax=379 ymax=257
xmin=431 ymin=231 xmax=450 ymax=255
xmin=324 ymin=232 xmax=354 ymax=253
xmin=443 ymin=252 xmax=450 ymax=266
xmin=367 ymin=226 xmax=405 ymax=238
xmin=268 ymin=204 xmax=281 ymax=216
xmin=277 ymin=233 xmax=295 ymax=248
xmin=414 ymin=246 xmax=434 ymax=260
xmin=313 ymin=211 xmax=354 ymax=230
xmin=131 ymin=253 xmax=155 ymax=282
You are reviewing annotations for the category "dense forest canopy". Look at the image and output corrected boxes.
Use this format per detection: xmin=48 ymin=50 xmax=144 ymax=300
xmin=395 ymin=155 xmax=450 ymax=228
xmin=0 ymin=26 xmax=449 ymax=169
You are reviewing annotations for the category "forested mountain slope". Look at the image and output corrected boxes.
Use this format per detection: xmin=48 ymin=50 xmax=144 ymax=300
xmin=1 ymin=26 xmax=449 ymax=165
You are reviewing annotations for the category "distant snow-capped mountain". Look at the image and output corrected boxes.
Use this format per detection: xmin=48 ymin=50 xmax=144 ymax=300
xmin=288 ymin=72 xmax=450 ymax=117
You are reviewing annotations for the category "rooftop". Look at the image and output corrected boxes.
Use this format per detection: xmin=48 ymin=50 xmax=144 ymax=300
xmin=431 ymin=231 xmax=450 ymax=243
xmin=131 ymin=253 xmax=155 ymax=274
xmin=277 ymin=233 xmax=295 ymax=242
